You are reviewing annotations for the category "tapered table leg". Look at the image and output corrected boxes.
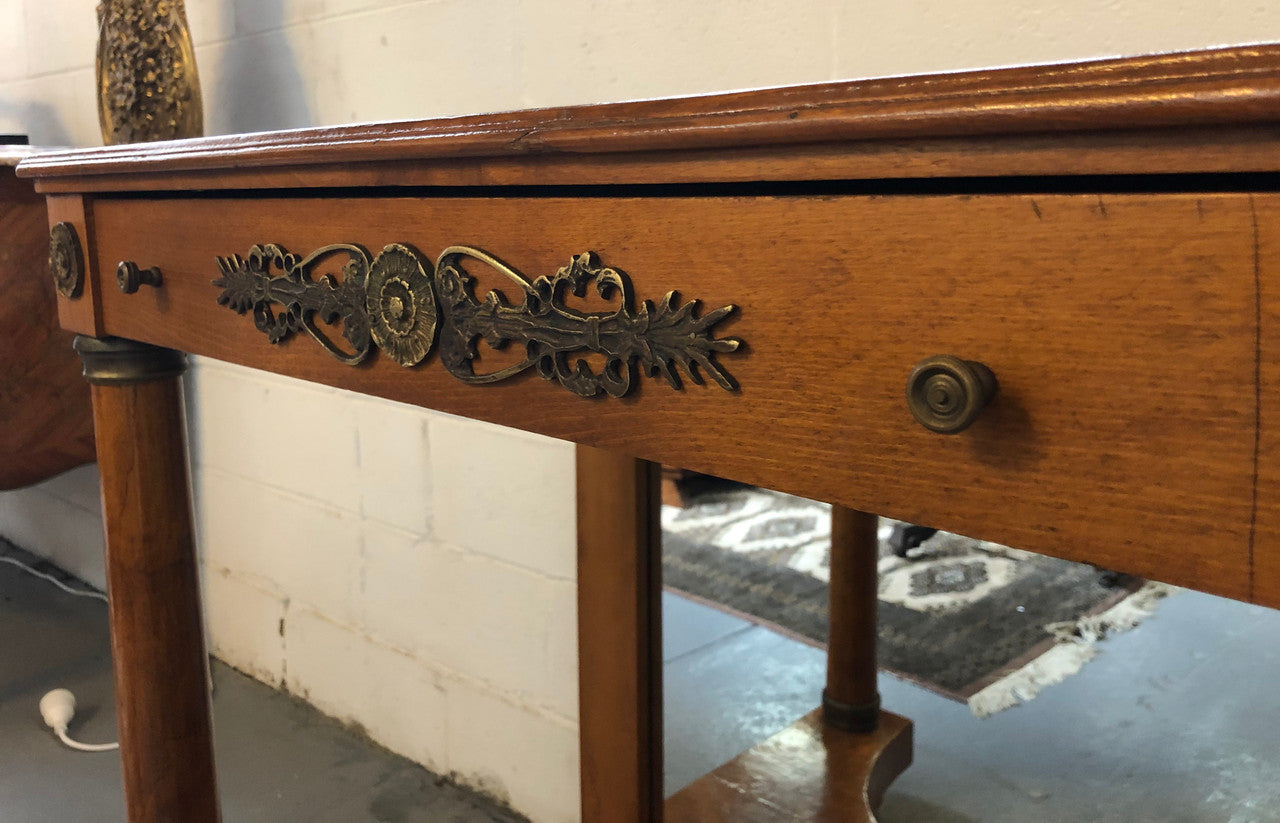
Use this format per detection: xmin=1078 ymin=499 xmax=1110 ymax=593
xmin=824 ymin=506 xmax=881 ymax=732
xmin=576 ymin=445 xmax=663 ymax=822
xmin=666 ymin=504 xmax=911 ymax=822
xmin=75 ymin=336 xmax=220 ymax=823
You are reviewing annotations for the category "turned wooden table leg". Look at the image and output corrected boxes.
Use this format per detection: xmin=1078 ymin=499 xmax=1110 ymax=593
xmin=75 ymin=336 xmax=220 ymax=823
xmin=575 ymin=445 xmax=663 ymax=823
xmin=665 ymin=503 xmax=912 ymax=821
xmin=824 ymin=506 xmax=881 ymax=733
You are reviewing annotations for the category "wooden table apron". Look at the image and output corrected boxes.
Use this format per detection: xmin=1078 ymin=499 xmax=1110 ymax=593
xmin=76 ymin=190 xmax=1266 ymax=603
xmin=24 ymin=43 xmax=1280 ymax=823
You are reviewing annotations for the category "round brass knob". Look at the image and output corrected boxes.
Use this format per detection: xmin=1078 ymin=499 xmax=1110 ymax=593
xmin=117 ymin=261 xmax=163 ymax=294
xmin=906 ymin=355 xmax=997 ymax=434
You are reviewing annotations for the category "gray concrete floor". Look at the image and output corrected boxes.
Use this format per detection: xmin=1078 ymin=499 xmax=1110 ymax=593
xmin=4 ymin=553 xmax=1280 ymax=821
xmin=0 ymin=556 xmax=526 ymax=823
xmin=663 ymin=589 xmax=1280 ymax=822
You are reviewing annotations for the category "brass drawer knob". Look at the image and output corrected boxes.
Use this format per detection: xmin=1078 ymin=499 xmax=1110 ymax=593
xmin=117 ymin=261 xmax=163 ymax=294
xmin=906 ymin=355 xmax=997 ymax=434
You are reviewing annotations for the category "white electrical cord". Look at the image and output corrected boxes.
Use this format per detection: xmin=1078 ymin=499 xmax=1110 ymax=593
xmin=0 ymin=555 xmax=107 ymax=602
xmin=56 ymin=729 xmax=119 ymax=752
xmin=1 ymin=552 xmax=118 ymax=752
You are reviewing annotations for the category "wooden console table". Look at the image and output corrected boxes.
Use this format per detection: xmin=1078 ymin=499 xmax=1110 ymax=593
xmin=20 ymin=44 xmax=1280 ymax=821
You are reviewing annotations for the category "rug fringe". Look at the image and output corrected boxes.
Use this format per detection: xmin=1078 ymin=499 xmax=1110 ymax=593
xmin=966 ymin=581 xmax=1177 ymax=718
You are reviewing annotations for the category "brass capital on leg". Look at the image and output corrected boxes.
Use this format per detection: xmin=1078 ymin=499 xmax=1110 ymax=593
xmin=73 ymin=334 xmax=186 ymax=385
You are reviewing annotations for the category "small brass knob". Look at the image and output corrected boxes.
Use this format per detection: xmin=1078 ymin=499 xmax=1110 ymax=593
xmin=117 ymin=261 xmax=163 ymax=294
xmin=906 ymin=355 xmax=997 ymax=434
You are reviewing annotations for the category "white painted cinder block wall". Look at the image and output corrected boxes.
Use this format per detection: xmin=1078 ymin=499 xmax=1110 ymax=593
xmin=3 ymin=2 xmax=1280 ymax=820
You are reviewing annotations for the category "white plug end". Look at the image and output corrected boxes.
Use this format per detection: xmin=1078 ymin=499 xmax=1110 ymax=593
xmin=38 ymin=689 xmax=118 ymax=752
xmin=39 ymin=688 xmax=76 ymax=732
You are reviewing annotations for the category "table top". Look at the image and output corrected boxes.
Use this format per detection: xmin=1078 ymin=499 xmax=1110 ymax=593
xmin=19 ymin=44 xmax=1280 ymax=192
xmin=1 ymin=146 xmax=33 ymax=168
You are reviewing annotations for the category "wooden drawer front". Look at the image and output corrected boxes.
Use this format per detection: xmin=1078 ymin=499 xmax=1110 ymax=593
xmin=85 ymin=193 xmax=1258 ymax=601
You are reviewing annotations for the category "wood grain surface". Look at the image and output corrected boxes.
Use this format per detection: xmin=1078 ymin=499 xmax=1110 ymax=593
xmin=826 ymin=507 xmax=880 ymax=720
xmin=24 ymin=126 xmax=1280 ymax=195
xmin=46 ymin=194 xmax=103 ymax=336
xmin=576 ymin=446 xmax=662 ymax=823
xmin=81 ymin=191 xmax=1261 ymax=602
xmin=19 ymin=45 xmax=1280 ymax=192
xmin=23 ymin=126 xmax=1280 ymax=194
xmin=91 ymin=376 xmax=220 ymax=823
xmin=1252 ymin=196 xmax=1280 ymax=607
xmin=0 ymin=171 xmax=93 ymax=488
xmin=664 ymin=709 xmax=913 ymax=822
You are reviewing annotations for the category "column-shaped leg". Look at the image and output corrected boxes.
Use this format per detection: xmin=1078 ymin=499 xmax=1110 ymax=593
xmin=824 ymin=506 xmax=881 ymax=732
xmin=75 ymin=336 xmax=219 ymax=823
xmin=666 ymin=502 xmax=911 ymax=821
xmin=576 ymin=445 xmax=662 ymax=823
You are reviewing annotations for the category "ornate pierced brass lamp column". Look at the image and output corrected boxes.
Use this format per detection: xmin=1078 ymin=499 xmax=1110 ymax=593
xmin=74 ymin=336 xmax=220 ymax=823
xmin=96 ymin=0 xmax=203 ymax=144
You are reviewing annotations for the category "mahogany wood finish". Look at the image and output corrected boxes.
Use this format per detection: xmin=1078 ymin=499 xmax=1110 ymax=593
xmin=77 ymin=192 xmax=1261 ymax=604
xmin=0 ymin=161 xmax=93 ymax=488
xmin=825 ymin=507 xmax=881 ymax=728
xmin=20 ymin=45 xmax=1280 ymax=192
xmin=90 ymin=371 xmax=219 ymax=823
xmin=665 ymin=710 xmax=913 ymax=822
xmin=1253 ymin=198 xmax=1280 ymax=609
xmin=576 ymin=446 xmax=662 ymax=823
xmin=17 ymin=126 xmax=1280 ymax=195
xmin=20 ymin=44 xmax=1280 ymax=823
xmin=47 ymin=193 xmax=103 ymax=336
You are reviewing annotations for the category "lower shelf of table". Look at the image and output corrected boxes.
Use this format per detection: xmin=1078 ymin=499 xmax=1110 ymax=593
xmin=664 ymin=708 xmax=913 ymax=822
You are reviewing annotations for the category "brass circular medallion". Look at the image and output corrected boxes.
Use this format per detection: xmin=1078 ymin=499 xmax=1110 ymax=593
xmin=49 ymin=222 xmax=84 ymax=299
xmin=366 ymin=244 xmax=438 ymax=367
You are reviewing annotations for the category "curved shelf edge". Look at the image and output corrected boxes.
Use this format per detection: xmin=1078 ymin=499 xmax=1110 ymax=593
xmin=665 ymin=708 xmax=914 ymax=822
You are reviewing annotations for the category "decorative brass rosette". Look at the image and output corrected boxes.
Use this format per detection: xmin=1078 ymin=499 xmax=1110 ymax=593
xmin=213 ymin=242 xmax=741 ymax=399
xmin=366 ymin=244 xmax=438 ymax=367
xmin=50 ymin=222 xmax=84 ymax=299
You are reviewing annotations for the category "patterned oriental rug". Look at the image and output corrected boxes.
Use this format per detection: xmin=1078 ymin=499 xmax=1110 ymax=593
xmin=661 ymin=481 xmax=1174 ymax=716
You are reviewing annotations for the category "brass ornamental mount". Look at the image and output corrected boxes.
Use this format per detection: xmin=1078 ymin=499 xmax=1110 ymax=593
xmin=49 ymin=222 xmax=84 ymax=299
xmin=906 ymin=355 xmax=997 ymax=434
xmin=213 ymin=243 xmax=742 ymax=399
